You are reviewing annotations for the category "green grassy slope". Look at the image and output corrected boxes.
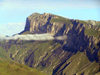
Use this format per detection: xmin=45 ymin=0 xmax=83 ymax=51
xmin=0 ymin=47 xmax=8 ymax=59
xmin=0 ymin=41 xmax=62 ymax=75
xmin=0 ymin=41 xmax=47 ymax=75
xmin=0 ymin=59 xmax=47 ymax=75
xmin=85 ymin=28 xmax=100 ymax=38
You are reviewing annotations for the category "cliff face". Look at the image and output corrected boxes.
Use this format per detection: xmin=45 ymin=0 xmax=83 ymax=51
xmin=21 ymin=13 xmax=70 ymax=35
xmin=0 ymin=13 xmax=100 ymax=75
xmin=22 ymin=13 xmax=100 ymax=37
xmin=23 ymin=13 xmax=57 ymax=34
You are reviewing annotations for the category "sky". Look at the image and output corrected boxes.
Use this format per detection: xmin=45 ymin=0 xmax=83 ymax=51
xmin=0 ymin=0 xmax=100 ymax=36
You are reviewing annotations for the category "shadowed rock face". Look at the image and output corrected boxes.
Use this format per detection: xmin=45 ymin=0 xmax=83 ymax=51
xmin=24 ymin=18 xmax=30 ymax=31
xmin=63 ymin=20 xmax=89 ymax=53
xmin=0 ymin=13 xmax=100 ymax=75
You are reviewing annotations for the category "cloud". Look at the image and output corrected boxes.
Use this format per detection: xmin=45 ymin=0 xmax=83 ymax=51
xmin=7 ymin=22 xmax=25 ymax=26
xmin=0 ymin=33 xmax=67 ymax=41
xmin=0 ymin=22 xmax=25 ymax=36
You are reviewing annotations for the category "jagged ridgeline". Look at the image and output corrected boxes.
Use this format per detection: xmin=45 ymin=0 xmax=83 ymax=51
xmin=0 ymin=13 xmax=100 ymax=75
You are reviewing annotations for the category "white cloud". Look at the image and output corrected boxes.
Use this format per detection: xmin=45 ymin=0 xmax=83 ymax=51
xmin=0 ymin=33 xmax=67 ymax=41
xmin=0 ymin=22 xmax=25 ymax=36
xmin=7 ymin=22 xmax=25 ymax=26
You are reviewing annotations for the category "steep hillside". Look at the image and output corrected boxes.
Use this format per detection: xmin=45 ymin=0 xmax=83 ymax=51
xmin=0 ymin=13 xmax=100 ymax=75
xmin=0 ymin=40 xmax=69 ymax=74
xmin=53 ymin=52 xmax=99 ymax=75
xmin=0 ymin=59 xmax=47 ymax=75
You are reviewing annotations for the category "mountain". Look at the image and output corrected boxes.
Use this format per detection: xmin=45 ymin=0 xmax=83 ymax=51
xmin=0 ymin=13 xmax=100 ymax=75
xmin=20 ymin=13 xmax=100 ymax=36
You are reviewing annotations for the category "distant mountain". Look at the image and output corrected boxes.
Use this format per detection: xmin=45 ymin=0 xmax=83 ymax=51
xmin=0 ymin=13 xmax=100 ymax=75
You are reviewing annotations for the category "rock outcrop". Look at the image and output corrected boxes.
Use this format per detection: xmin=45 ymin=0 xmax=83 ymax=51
xmin=21 ymin=13 xmax=70 ymax=36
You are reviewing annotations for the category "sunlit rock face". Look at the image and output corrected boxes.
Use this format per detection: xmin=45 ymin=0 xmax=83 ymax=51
xmin=21 ymin=13 xmax=68 ymax=36
xmin=22 ymin=13 xmax=100 ymax=37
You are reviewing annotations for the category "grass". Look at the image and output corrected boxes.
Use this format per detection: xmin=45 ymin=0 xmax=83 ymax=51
xmin=0 ymin=59 xmax=47 ymax=75
xmin=50 ymin=16 xmax=71 ymax=25
xmin=20 ymin=31 xmax=31 ymax=35
xmin=85 ymin=28 xmax=100 ymax=38
xmin=5 ymin=40 xmax=62 ymax=75
xmin=0 ymin=47 xmax=9 ymax=60
xmin=0 ymin=42 xmax=47 ymax=75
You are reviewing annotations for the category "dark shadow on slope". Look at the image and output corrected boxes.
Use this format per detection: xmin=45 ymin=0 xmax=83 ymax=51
xmin=24 ymin=51 xmax=34 ymax=67
xmin=86 ymin=49 xmax=98 ymax=62
xmin=52 ymin=53 xmax=73 ymax=75
xmin=86 ymin=40 xmax=100 ymax=62
xmin=55 ymin=24 xmax=67 ymax=36
xmin=19 ymin=18 xmax=30 ymax=34
xmin=62 ymin=20 xmax=100 ymax=62
xmin=62 ymin=20 xmax=89 ymax=53
xmin=52 ymin=20 xmax=100 ymax=75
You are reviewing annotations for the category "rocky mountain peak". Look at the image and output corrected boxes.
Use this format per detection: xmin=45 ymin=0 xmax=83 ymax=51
xmin=20 ymin=12 xmax=100 ymax=39
xmin=22 ymin=13 xmax=57 ymax=34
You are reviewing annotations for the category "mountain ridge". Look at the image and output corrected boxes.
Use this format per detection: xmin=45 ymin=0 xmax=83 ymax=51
xmin=0 ymin=12 xmax=100 ymax=75
xmin=20 ymin=13 xmax=100 ymax=37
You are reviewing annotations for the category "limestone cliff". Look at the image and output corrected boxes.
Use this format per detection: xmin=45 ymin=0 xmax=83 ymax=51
xmin=21 ymin=13 xmax=100 ymax=37
xmin=21 ymin=13 xmax=70 ymax=35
